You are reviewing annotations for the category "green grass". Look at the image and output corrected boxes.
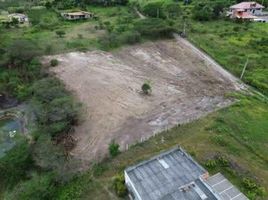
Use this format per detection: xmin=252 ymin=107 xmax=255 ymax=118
xmin=188 ymin=20 xmax=268 ymax=95
xmin=55 ymin=94 xmax=268 ymax=200
xmin=0 ymin=6 xmax=138 ymax=54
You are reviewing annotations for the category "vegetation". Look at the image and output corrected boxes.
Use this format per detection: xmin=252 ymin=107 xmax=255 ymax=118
xmin=50 ymin=59 xmax=59 ymax=67
xmin=52 ymin=94 xmax=268 ymax=200
xmin=188 ymin=21 xmax=268 ymax=95
xmin=141 ymin=81 xmax=152 ymax=95
xmin=0 ymin=0 xmax=267 ymax=199
xmin=0 ymin=139 xmax=33 ymax=188
xmin=112 ymin=174 xmax=127 ymax=197
xmin=109 ymin=140 xmax=120 ymax=157
xmin=56 ymin=30 xmax=66 ymax=38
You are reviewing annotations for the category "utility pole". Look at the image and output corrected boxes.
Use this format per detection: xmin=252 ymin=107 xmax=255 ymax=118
xmin=240 ymin=57 xmax=249 ymax=80
xmin=183 ymin=20 xmax=187 ymax=36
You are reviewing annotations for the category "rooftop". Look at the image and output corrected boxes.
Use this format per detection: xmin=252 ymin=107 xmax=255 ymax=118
xmin=125 ymin=147 xmax=248 ymax=200
xmin=205 ymin=173 xmax=249 ymax=200
xmin=62 ymin=11 xmax=91 ymax=16
xmin=230 ymin=2 xmax=264 ymax=9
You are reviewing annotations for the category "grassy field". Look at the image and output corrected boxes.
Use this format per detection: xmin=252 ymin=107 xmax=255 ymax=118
xmin=0 ymin=6 xmax=138 ymax=54
xmin=54 ymin=93 xmax=268 ymax=200
xmin=188 ymin=20 xmax=268 ymax=96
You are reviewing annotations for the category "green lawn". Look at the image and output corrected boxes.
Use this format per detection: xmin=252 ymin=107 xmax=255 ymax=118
xmin=188 ymin=20 xmax=268 ymax=95
xmin=55 ymin=94 xmax=268 ymax=200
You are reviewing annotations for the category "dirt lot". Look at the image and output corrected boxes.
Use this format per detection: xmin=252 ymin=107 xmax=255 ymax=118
xmin=45 ymin=38 xmax=242 ymax=163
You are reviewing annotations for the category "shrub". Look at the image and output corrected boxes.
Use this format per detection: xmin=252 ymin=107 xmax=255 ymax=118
xmin=141 ymin=82 xmax=152 ymax=95
xmin=142 ymin=1 xmax=165 ymax=18
xmin=56 ymin=30 xmax=66 ymax=38
xmin=92 ymin=163 xmax=108 ymax=177
xmin=120 ymin=31 xmax=141 ymax=44
xmin=193 ymin=3 xmax=214 ymax=21
xmin=242 ymin=178 xmax=266 ymax=197
xmin=109 ymin=140 xmax=120 ymax=157
xmin=134 ymin=18 xmax=175 ymax=38
xmin=0 ymin=139 xmax=33 ymax=188
xmin=50 ymin=59 xmax=59 ymax=67
xmin=5 ymin=39 xmax=42 ymax=68
xmin=30 ymin=77 xmax=80 ymax=137
xmin=163 ymin=2 xmax=181 ymax=18
xmin=113 ymin=174 xmax=127 ymax=197
xmin=5 ymin=173 xmax=57 ymax=200
xmin=205 ymin=159 xmax=217 ymax=169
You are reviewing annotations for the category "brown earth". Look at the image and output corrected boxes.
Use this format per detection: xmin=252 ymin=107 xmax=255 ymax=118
xmin=44 ymin=38 xmax=242 ymax=164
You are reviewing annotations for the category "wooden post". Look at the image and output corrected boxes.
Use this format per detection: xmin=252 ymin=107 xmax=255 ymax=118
xmin=240 ymin=57 xmax=249 ymax=80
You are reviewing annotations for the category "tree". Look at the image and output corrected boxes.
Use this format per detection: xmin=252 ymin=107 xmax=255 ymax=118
xmin=163 ymin=2 xmax=181 ymax=18
xmin=6 ymin=39 xmax=41 ymax=67
xmin=0 ymin=139 xmax=33 ymax=188
xmin=141 ymin=82 xmax=152 ymax=95
xmin=30 ymin=78 xmax=80 ymax=137
xmin=142 ymin=1 xmax=165 ymax=18
xmin=5 ymin=173 xmax=57 ymax=200
xmin=56 ymin=30 xmax=66 ymax=38
xmin=109 ymin=140 xmax=120 ymax=157
xmin=193 ymin=2 xmax=214 ymax=21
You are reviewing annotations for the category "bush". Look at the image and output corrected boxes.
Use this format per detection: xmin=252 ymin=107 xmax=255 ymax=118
xmin=193 ymin=3 xmax=214 ymax=21
xmin=50 ymin=59 xmax=59 ymax=67
xmin=0 ymin=139 xmax=33 ymax=188
xmin=109 ymin=140 xmax=120 ymax=157
xmin=163 ymin=2 xmax=181 ymax=18
xmin=5 ymin=173 xmax=57 ymax=200
xmin=5 ymin=39 xmax=42 ymax=68
xmin=56 ymin=30 xmax=66 ymax=38
xmin=113 ymin=174 xmax=127 ymax=197
xmin=134 ymin=18 xmax=175 ymax=38
xmin=142 ymin=1 xmax=165 ymax=18
xmin=92 ymin=163 xmax=108 ymax=177
xmin=120 ymin=31 xmax=141 ymax=44
xmin=141 ymin=82 xmax=152 ymax=95
xmin=30 ymin=77 xmax=80 ymax=137
xmin=242 ymin=178 xmax=266 ymax=197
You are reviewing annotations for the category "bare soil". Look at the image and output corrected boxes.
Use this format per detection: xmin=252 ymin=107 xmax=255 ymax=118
xmin=45 ymin=39 xmax=242 ymax=164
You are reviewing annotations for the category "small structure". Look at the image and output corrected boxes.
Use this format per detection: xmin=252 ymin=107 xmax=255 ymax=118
xmin=125 ymin=147 xmax=248 ymax=200
xmin=229 ymin=2 xmax=265 ymax=20
xmin=8 ymin=13 xmax=28 ymax=23
xmin=61 ymin=11 xmax=93 ymax=20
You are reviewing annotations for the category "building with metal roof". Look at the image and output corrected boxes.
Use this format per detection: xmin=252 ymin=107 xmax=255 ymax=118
xmin=124 ymin=147 xmax=248 ymax=200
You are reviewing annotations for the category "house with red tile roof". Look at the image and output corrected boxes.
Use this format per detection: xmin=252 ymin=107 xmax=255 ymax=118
xmin=229 ymin=1 xmax=265 ymax=19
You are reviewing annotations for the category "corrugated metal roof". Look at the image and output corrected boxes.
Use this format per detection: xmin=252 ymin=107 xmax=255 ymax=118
xmin=205 ymin=173 xmax=249 ymax=200
xmin=125 ymin=147 xmax=217 ymax=200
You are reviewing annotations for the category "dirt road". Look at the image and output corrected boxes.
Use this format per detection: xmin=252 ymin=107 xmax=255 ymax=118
xmin=45 ymin=39 xmax=242 ymax=164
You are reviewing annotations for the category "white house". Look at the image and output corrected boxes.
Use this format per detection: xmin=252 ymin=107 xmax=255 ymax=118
xmin=125 ymin=147 xmax=249 ymax=200
xmin=229 ymin=2 xmax=265 ymax=19
xmin=61 ymin=11 xmax=93 ymax=20
xmin=8 ymin=13 xmax=28 ymax=23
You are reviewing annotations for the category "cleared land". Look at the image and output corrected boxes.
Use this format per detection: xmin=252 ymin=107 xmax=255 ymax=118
xmin=45 ymin=38 xmax=242 ymax=162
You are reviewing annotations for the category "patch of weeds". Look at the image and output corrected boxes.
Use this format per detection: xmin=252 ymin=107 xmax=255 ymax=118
xmin=112 ymin=174 xmax=127 ymax=198
xmin=211 ymin=134 xmax=228 ymax=147
xmin=242 ymin=178 xmax=266 ymax=199
xmin=92 ymin=163 xmax=108 ymax=177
